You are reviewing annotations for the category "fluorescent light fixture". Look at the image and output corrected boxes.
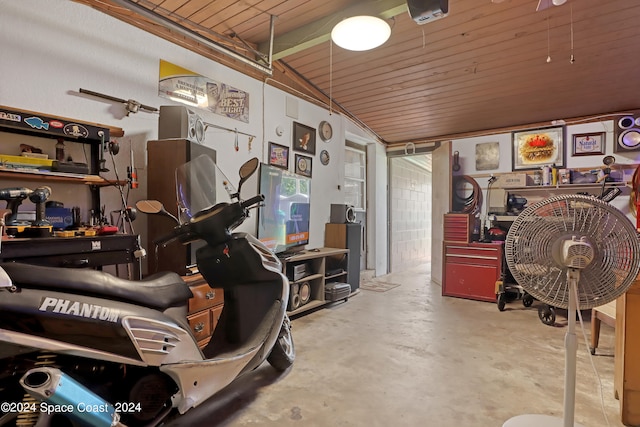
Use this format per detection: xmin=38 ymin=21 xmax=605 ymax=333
xmin=331 ymin=16 xmax=391 ymax=51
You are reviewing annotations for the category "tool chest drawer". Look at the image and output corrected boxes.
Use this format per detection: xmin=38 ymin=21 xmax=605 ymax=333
xmin=443 ymin=242 xmax=503 ymax=303
xmin=443 ymin=213 xmax=473 ymax=243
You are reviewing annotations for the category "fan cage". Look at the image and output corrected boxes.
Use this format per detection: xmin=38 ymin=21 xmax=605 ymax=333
xmin=505 ymin=194 xmax=640 ymax=310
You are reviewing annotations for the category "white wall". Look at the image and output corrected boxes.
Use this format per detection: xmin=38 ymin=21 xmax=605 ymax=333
xmin=0 ymin=0 xmax=382 ymax=274
xmin=367 ymin=141 xmax=389 ymax=276
xmin=389 ymin=157 xmax=432 ymax=272
xmin=430 ymin=142 xmax=451 ymax=285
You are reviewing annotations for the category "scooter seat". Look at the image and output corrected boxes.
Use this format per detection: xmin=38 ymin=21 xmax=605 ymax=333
xmin=0 ymin=262 xmax=193 ymax=310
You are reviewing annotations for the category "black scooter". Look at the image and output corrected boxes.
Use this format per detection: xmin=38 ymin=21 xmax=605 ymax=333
xmin=0 ymin=155 xmax=294 ymax=427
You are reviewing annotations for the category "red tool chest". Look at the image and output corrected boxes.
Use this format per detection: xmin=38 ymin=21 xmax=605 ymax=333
xmin=442 ymin=242 xmax=503 ymax=303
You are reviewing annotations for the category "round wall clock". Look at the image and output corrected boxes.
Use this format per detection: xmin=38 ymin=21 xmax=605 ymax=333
xmin=319 ymin=120 xmax=333 ymax=142
xmin=320 ymin=150 xmax=330 ymax=165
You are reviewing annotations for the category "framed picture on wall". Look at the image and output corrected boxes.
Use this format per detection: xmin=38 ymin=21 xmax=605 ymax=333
xmin=512 ymin=126 xmax=565 ymax=170
xmin=572 ymin=132 xmax=605 ymax=156
xmin=475 ymin=142 xmax=500 ymax=170
xmin=293 ymin=122 xmax=316 ymax=155
xmin=295 ymin=154 xmax=312 ymax=177
xmin=268 ymin=142 xmax=289 ymax=169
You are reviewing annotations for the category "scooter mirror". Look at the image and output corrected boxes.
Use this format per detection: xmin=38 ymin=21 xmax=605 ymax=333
xmin=237 ymin=157 xmax=259 ymax=193
xmin=136 ymin=200 xmax=180 ymax=224
xmin=136 ymin=200 xmax=163 ymax=214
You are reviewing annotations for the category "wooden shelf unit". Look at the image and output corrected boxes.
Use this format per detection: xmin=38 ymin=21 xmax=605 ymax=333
xmin=501 ymin=181 xmax=627 ymax=192
xmin=279 ymin=247 xmax=349 ymax=317
xmin=0 ymin=169 xmax=124 ymax=186
xmin=0 ymin=105 xmax=125 ymax=213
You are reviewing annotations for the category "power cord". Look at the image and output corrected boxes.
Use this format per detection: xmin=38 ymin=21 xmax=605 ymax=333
xmin=452 ymin=175 xmax=482 ymax=214
xmin=573 ymin=285 xmax=611 ymax=427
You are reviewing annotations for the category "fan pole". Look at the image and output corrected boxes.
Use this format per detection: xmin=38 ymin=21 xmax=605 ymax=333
xmin=502 ymin=270 xmax=585 ymax=427
xmin=563 ymin=269 xmax=579 ymax=427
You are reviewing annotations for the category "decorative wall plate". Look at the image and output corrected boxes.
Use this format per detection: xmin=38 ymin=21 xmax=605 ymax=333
xmin=295 ymin=154 xmax=312 ymax=177
xmin=320 ymin=149 xmax=330 ymax=165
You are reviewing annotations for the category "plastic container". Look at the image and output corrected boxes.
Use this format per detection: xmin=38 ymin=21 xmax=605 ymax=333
xmin=542 ymin=166 xmax=551 ymax=185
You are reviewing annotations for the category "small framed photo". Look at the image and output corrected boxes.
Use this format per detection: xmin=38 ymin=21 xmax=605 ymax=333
xmin=268 ymin=142 xmax=289 ymax=169
xmin=512 ymin=126 xmax=565 ymax=170
xmin=572 ymin=132 xmax=605 ymax=156
xmin=293 ymin=122 xmax=316 ymax=155
xmin=294 ymin=154 xmax=312 ymax=177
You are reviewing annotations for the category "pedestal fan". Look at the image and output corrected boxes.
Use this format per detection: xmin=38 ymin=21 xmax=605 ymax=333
xmin=502 ymin=194 xmax=640 ymax=427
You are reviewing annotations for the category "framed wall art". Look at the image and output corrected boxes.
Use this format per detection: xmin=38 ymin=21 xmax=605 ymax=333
xmin=475 ymin=142 xmax=500 ymax=171
xmin=293 ymin=122 xmax=316 ymax=155
xmin=512 ymin=126 xmax=565 ymax=170
xmin=572 ymin=132 xmax=605 ymax=156
xmin=268 ymin=142 xmax=289 ymax=169
xmin=295 ymin=154 xmax=312 ymax=177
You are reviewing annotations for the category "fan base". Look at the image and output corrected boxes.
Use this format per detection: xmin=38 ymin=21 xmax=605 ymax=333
xmin=503 ymin=414 xmax=585 ymax=427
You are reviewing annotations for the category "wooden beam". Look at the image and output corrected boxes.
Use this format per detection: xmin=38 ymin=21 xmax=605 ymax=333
xmin=260 ymin=0 xmax=407 ymax=60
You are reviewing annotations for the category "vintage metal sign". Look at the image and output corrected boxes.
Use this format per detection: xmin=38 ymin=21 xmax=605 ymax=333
xmin=158 ymin=60 xmax=249 ymax=123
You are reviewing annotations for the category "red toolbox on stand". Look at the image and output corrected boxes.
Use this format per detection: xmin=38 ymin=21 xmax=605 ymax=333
xmin=442 ymin=242 xmax=503 ymax=303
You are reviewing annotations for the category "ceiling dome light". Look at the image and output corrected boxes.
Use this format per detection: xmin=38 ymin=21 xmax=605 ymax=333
xmin=552 ymin=0 xmax=567 ymax=5
xmin=331 ymin=16 xmax=391 ymax=51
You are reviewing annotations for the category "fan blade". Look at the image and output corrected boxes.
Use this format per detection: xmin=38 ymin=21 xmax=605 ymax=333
xmin=536 ymin=0 xmax=553 ymax=11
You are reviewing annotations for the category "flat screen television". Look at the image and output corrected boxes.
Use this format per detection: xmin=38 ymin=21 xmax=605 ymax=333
xmin=257 ymin=163 xmax=312 ymax=254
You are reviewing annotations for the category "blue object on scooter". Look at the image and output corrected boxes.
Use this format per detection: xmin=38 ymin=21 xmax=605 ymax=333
xmin=20 ymin=367 xmax=119 ymax=427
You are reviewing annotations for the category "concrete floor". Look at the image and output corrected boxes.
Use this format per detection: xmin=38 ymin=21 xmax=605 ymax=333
xmin=169 ymin=263 xmax=625 ymax=427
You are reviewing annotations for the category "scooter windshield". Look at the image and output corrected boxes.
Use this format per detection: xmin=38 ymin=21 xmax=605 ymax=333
xmin=175 ymin=154 xmax=236 ymax=222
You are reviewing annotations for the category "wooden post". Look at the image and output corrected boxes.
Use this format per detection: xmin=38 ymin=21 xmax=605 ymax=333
xmin=615 ymin=274 xmax=640 ymax=425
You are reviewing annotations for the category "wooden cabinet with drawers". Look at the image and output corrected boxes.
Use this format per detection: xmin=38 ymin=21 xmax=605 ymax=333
xmin=183 ymin=273 xmax=224 ymax=348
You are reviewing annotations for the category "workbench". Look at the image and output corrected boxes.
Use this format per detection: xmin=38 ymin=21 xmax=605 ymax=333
xmin=0 ymin=234 xmax=141 ymax=279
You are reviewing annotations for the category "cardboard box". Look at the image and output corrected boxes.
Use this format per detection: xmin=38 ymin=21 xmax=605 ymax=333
xmin=495 ymin=173 xmax=527 ymax=188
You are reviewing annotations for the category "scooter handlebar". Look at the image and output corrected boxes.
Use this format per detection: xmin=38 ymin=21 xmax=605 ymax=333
xmin=153 ymin=226 xmax=184 ymax=247
xmin=153 ymin=195 xmax=263 ymax=247
xmin=241 ymin=195 xmax=264 ymax=209
xmin=153 ymin=222 xmax=197 ymax=247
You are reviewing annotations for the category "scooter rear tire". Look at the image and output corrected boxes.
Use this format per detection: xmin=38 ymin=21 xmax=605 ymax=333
xmin=267 ymin=315 xmax=295 ymax=371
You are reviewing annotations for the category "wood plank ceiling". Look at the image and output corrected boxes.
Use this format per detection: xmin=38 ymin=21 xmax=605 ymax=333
xmin=74 ymin=0 xmax=640 ymax=146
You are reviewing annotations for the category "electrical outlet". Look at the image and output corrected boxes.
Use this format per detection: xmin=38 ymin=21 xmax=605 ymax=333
xmin=134 ymin=248 xmax=147 ymax=259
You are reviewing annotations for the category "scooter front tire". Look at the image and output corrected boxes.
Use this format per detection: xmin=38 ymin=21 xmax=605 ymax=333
xmin=267 ymin=315 xmax=295 ymax=371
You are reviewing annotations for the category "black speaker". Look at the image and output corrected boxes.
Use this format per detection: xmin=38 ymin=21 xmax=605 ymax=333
xmin=299 ymin=281 xmax=311 ymax=305
xmin=159 ymin=105 xmax=205 ymax=144
xmin=614 ymin=111 xmax=640 ymax=152
xmin=289 ymin=283 xmax=300 ymax=311
xmin=330 ymin=204 xmax=356 ymax=224
xmin=407 ymin=0 xmax=449 ymax=25
xmin=325 ymin=223 xmax=362 ymax=292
